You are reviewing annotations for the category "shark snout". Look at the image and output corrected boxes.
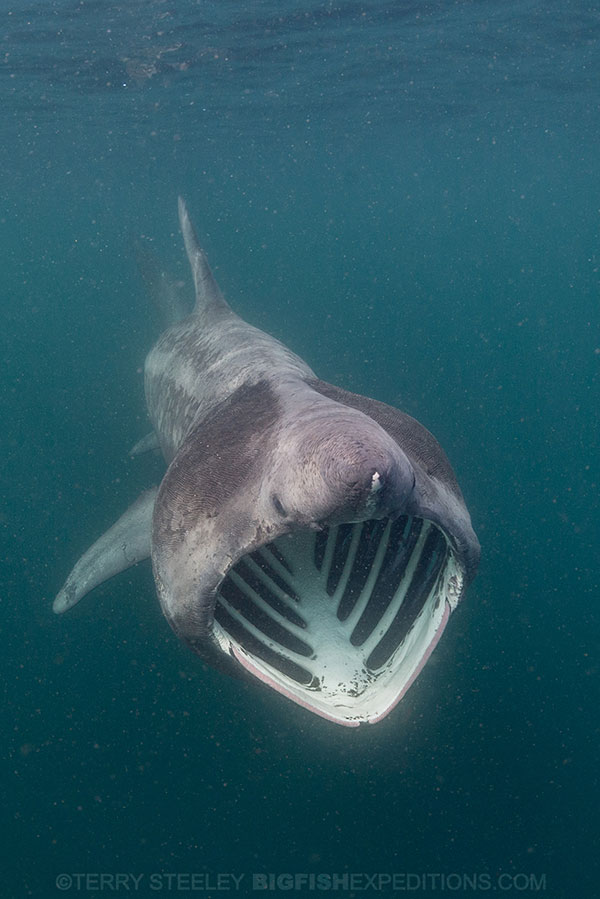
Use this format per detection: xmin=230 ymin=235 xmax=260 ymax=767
xmin=323 ymin=442 xmax=415 ymax=524
xmin=354 ymin=455 xmax=415 ymax=521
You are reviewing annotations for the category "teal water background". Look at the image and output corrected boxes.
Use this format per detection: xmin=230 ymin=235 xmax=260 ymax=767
xmin=1 ymin=2 xmax=598 ymax=897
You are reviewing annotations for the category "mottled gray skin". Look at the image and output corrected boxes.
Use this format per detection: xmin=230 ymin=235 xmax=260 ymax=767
xmin=148 ymin=199 xmax=480 ymax=666
xmin=53 ymin=197 xmax=480 ymax=682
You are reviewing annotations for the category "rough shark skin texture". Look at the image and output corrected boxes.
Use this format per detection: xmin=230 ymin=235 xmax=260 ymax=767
xmin=54 ymin=198 xmax=480 ymax=726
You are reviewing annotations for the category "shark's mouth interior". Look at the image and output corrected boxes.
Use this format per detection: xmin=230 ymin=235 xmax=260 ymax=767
xmin=212 ymin=515 xmax=463 ymax=726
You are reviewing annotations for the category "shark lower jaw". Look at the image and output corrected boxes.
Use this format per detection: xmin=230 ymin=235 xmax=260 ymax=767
xmin=208 ymin=516 xmax=463 ymax=726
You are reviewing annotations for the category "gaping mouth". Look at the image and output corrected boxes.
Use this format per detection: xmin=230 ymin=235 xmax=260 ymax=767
xmin=212 ymin=515 xmax=463 ymax=726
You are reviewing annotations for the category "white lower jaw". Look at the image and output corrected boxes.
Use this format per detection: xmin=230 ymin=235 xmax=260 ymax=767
xmin=229 ymin=596 xmax=451 ymax=726
xmin=212 ymin=519 xmax=464 ymax=726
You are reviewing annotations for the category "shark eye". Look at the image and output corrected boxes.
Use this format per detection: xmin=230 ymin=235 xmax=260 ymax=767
xmin=271 ymin=494 xmax=287 ymax=517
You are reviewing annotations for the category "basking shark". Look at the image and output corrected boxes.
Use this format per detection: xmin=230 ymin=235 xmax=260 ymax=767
xmin=54 ymin=198 xmax=480 ymax=726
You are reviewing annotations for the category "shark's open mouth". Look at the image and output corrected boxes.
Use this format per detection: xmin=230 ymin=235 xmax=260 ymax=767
xmin=212 ymin=515 xmax=463 ymax=726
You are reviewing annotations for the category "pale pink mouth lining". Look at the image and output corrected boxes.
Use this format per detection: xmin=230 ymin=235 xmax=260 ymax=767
xmin=231 ymin=601 xmax=451 ymax=727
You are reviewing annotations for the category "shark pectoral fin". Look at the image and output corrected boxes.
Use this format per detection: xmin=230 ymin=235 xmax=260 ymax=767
xmin=53 ymin=487 xmax=159 ymax=614
xmin=129 ymin=431 xmax=161 ymax=456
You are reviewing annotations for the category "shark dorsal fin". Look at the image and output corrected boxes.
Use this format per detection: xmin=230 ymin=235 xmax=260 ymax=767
xmin=178 ymin=196 xmax=229 ymax=315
